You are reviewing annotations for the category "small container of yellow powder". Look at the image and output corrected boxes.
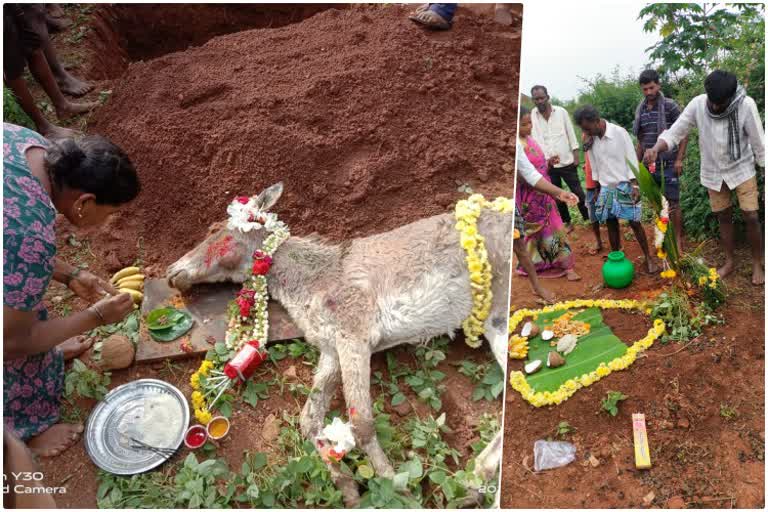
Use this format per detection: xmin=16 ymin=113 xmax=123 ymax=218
xmin=207 ymin=416 xmax=230 ymax=441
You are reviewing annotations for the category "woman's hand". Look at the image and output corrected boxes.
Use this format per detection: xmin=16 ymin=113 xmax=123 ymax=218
xmin=69 ymin=270 xmax=118 ymax=303
xmin=556 ymin=190 xmax=579 ymax=206
xmin=90 ymin=293 xmax=134 ymax=325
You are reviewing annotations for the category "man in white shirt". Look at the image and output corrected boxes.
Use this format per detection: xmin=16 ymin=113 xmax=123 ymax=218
xmin=513 ymin=144 xmax=579 ymax=301
xmin=644 ymin=70 xmax=765 ymax=285
xmin=574 ymin=105 xmax=658 ymax=274
xmin=530 ymin=85 xmax=589 ymax=230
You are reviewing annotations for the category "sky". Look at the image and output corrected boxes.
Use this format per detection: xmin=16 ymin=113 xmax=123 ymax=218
xmin=520 ymin=2 xmax=661 ymax=101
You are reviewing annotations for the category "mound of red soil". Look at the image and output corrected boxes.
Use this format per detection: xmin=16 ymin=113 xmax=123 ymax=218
xmin=88 ymin=5 xmax=520 ymax=271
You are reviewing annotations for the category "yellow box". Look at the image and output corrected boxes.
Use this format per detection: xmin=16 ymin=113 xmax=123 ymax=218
xmin=632 ymin=413 xmax=652 ymax=469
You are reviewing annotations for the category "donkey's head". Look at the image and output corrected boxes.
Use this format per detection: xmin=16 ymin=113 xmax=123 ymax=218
xmin=167 ymin=182 xmax=284 ymax=291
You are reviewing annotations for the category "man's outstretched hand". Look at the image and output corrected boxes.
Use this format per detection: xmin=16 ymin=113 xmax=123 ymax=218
xmin=643 ymin=147 xmax=658 ymax=165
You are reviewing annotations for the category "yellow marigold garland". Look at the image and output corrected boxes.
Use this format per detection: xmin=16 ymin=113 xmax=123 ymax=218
xmin=508 ymin=299 xmax=666 ymax=407
xmin=454 ymin=194 xmax=515 ymax=348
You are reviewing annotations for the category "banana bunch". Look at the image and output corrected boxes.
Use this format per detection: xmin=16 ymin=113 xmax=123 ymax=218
xmin=111 ymin=266 xmax=144 ymax=304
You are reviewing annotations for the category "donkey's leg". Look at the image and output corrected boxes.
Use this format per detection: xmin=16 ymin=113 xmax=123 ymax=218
xmin=299 ymin=348 xmax=360 ymax=506
xmin=300 ymin=349 xmax=341 ymax=439
xmin=337 ymin=338 xmax=395 ymax=478
xmin=464 ymin=257 xmax=511 ymax=505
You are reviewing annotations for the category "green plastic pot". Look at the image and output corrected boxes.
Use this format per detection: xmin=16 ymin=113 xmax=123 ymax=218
xmin=602 ymin=251 xmax=634 ymax=289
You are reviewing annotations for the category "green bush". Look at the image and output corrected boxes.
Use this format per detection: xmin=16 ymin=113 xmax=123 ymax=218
xmin=3 ymin=87 xmax=34 ymax=129
xmin=564 ymin=68 xmax=643 ymax=131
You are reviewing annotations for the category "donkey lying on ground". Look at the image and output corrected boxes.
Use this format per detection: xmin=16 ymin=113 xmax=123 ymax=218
xmin=167 ymin=183 xmax=511 ymax=506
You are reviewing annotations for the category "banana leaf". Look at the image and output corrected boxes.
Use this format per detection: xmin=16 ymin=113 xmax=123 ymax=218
xmin=627 ymin=158 xmax=680 ymax=267
xmin=524 ymin=308 xmax=627 ymax=393
xmin=148 ymin=310 xmax=194 ymax=342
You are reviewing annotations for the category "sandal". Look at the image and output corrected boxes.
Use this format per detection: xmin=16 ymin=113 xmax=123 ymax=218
xmin=409 ymin=9 xmax=452 ymax=30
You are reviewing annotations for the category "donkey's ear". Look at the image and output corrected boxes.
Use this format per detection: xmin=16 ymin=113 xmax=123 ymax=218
xmin=255 ymin=182 xmax=284 ymax=210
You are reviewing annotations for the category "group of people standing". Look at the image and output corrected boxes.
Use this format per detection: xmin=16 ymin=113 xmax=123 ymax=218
xmin=514 ymin=69 xmax=765 ymax=301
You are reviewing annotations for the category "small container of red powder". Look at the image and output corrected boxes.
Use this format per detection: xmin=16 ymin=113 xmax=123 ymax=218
xmin=184 ymin=425 xmax=208 ymax=449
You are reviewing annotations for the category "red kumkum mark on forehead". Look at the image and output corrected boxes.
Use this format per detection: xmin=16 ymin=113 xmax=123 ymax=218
xmin=205 ymin=235 xmax=234 ymax=268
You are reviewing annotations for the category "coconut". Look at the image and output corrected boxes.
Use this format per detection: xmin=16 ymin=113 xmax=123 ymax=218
xmin=524 ymin=359 xmax=543 ymax=375
xmin=520 ymin=321 xmax=540 ymax=338
xmin=99 ymin=334 xmax=136 ymax=370
xmin=541 ymin=329 xmax=554 ymax=341
xmin=547 ymin=351 xmax=566 ymax=368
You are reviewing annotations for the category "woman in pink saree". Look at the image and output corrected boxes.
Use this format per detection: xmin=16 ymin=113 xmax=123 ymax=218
xmin=516 ymin=108 xmax=580 ymax=280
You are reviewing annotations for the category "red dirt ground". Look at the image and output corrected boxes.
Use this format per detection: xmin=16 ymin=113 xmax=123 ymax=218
xmin=27 ymin=4 xmax=522 ymax=508
xmin=501 ymin=225 xmax=765 ymax=509
xmin=85 ymin=4 xmax=520 ymax=273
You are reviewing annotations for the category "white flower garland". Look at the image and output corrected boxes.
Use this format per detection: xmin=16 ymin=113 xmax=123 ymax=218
xmin=224 ymin=197 xmax=290 ymax=351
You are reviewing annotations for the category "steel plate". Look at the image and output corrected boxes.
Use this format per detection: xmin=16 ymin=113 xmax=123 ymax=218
xmin=84 ymin=379 xmax=189 ymax=475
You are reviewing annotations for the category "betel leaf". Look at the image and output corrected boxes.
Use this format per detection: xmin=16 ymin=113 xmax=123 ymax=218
xmin=146 ymin=307 xmax=186 ymax=331
xmin=149 ymin=311 xmax=194 ymax=342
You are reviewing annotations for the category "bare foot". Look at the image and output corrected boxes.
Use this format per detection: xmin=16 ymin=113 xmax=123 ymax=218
xmin=59 ymin=336 xmax=94 ymax=361
xmin=587 ymin=242 xmax=603 ymax=256
xmin=27 ymin=423 xmax=84 ymax=457
xmin=535 ymin=286 xmax=556 ymax=303
xmin=717 ymin=260 xmax=735 ymax=279
xmin=46 ymin=4 xmax=67 ymax=18
xmin=55 ymin=100 xmax=98 ymax=121
xmin=57 ymin=73 xmax=94 ymax=97
xmin=494 ymin=6 xmax=513 ymax=25
xmin=566 ymin=269 xmax=581 ymax=281
xmin=39 ymin=123 xmax=79 ymax=140
xmin=646 ymin=259 xmax=659 ymax=274
xmin=752 ymin=263 xmax=764 ymax=286
xmin=46 ymin=13 xmax=73 ymax=33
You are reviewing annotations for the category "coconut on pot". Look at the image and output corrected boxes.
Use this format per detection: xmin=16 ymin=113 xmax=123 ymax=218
xmin=524 ymin=359 xmax=543 ymax=375
xmin=520 ymin=321 xmax=540 ymax=338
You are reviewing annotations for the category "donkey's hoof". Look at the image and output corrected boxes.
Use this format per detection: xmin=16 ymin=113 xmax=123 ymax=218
xmin=337 ymin=476 xmax=360 ymax=507
xmin=455 ymin=487 xmax=484 ymax=508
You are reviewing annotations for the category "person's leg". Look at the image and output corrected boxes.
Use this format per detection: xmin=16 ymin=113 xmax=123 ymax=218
xmin=743 ymin=211 xmax=764 ymax=285
xmin=513 ymin=239 xmax=554 ymax=302
xmin=715 ymin=207 xmax=736 ymax=277
xmin=409 ymin=3 xmax=454 ymax=29
xmin=662 ymin=173 xmax=683 ymax=251
xmin=45 ymin=4 xmax=72 ymax=33
xmin=734 ymin=177 xmax=764 ymax=285
xmin=549 ymin=167 xmax=572 ymax=225
xmin=430 ymin=3 xmax=457 ymax=21
xmin=4 ymin=77 xmax=77 ymax=138
xmin=708 ymin=184 xmax=736 ymax=278
xmin=4 ymin=350 xmax=83 ymax=458
xmin=590 ymin=222 xmax=603 ymax=252
xmin=19 ymin=5 xmax=95 ymax=100
xmin=585 ymin=188 xmax=603 ymax=254
xmin=606 ymin=218 xmax=620 ymax=252
xmin=629 ymin=221 xmax=658 ymax=273
xmin=560 ymin=164 xmax=589 ymax=221
xmin=26 ymin=48 xmax=97 ymax=120
xmin=42 ymin=39 xmax=93 ymax=96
